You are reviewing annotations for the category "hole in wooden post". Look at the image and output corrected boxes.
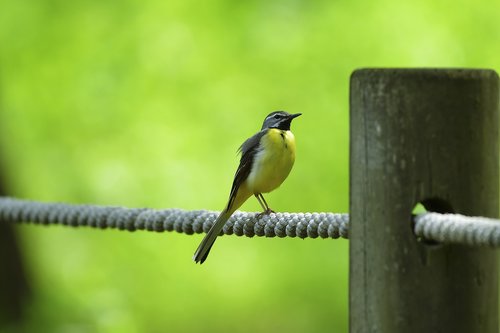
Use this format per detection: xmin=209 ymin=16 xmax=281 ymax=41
xmin=411 ymin=198 xmax=454 ymax=245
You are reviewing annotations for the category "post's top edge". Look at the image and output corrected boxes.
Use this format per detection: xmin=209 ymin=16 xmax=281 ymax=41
xmin=350 ymin=68 xmax=499 ymax=81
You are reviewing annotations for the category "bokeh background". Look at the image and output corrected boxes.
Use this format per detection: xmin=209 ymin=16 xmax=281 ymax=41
xmin=0 ymin=0 xmax=499 ymax=332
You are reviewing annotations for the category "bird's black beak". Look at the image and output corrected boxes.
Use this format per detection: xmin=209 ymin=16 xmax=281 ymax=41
xmin=289 ymin=113 xmax=302 ymax=120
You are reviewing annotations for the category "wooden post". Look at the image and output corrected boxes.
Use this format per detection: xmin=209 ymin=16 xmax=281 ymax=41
xmin=350 ymin=69 xmax=499 ymax=333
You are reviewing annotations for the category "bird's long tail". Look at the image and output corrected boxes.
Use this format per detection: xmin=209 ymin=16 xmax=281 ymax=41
xmin=193 ymin=209 xmax=233 ymax=264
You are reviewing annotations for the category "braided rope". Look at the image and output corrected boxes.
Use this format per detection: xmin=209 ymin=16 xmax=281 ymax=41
xmin=2 ymin=197 xmax=500 ymax=247
xmin=0 ymin=197 xmax=349 ymax=239
xmin=413 ymin=212 xmax=500 ymax=247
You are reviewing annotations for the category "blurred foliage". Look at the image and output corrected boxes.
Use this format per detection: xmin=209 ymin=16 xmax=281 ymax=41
xmin=0 ymin=0 xmax=498 ymax=332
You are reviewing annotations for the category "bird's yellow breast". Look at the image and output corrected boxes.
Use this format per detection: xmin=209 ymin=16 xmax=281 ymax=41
xmin=246 ymin=128 xmax=296 ymax=194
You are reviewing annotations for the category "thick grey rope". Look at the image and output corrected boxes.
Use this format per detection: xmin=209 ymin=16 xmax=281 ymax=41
xmin=0 ymin=197 xmax=349 ymax=239
xmin=413 ymin=212 xmax=500 ymax=247
xmin=2 ymin=197 xmax=500 ymax=246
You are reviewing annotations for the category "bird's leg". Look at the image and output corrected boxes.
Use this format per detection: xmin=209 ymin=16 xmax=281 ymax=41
xmin=259 ymin=194 xmax=275 ymax=214
xmin=255 ymin=193 xmax=274 ymax=218
xmin=254 ymin=194 xmax=267 ymax=211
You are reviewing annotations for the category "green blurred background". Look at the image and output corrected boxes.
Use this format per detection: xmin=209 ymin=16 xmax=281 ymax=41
xmin=0 ymin=0 xmax=498 ymax=332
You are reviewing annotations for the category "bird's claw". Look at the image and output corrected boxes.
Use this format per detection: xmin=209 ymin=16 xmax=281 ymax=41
xmin=256 ymin=208 xmax=275 ymax=219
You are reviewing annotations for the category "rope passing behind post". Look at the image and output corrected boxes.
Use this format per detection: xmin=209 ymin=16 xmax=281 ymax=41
xmin=2 ymin=197 xmax=500 ymax=247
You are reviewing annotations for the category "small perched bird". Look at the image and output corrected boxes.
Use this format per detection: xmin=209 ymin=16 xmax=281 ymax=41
xmin=193 ymin=111 xmax=301 ymax=264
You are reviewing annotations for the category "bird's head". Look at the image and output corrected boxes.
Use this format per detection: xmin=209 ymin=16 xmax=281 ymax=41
xmin=261 ymin=111 xmax=302 ymax=131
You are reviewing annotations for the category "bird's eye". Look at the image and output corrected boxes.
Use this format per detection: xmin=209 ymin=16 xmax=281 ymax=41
xmin=273 ymin=114 xmax=280 ymax=119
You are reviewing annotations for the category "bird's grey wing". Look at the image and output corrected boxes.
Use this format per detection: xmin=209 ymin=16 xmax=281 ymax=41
xmin=225 ymin=129 xmax=267 ymax=210
xmin=193 ymin=129 xmax=267 ymax=264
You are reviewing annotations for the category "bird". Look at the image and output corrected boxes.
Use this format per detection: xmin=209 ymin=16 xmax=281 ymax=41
xmin=193 ymin=111 xmax=301 ymax=264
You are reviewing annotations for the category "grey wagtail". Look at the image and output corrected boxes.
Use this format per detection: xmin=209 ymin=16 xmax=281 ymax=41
xmin=193 ymin=111 xmax=301 ymax=264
